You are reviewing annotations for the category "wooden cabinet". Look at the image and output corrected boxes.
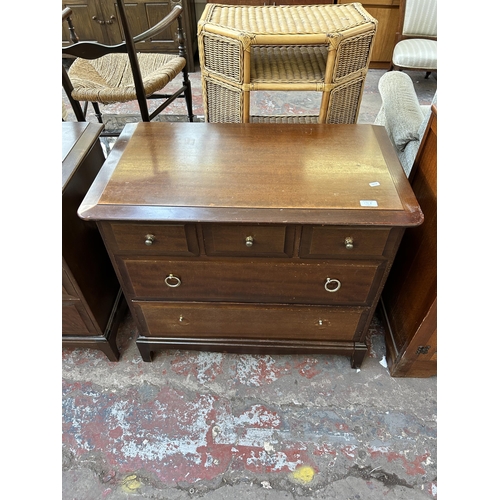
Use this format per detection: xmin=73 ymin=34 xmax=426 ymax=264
xmin=380 ymin=105 xmax=437 ymax=377
xmin=62 ymin=122 xmax=127 ymax=361
xmin=62 ymin=0 xmax=198 ymax=72
xmin=338 ymin=0 xmax=400 ymax=68
xmin=79 ymin=122 xmax=422 ymax=366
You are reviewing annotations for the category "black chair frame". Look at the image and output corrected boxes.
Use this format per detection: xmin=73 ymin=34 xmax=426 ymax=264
xmin=62 ymin=0 xmax=194 ymax=135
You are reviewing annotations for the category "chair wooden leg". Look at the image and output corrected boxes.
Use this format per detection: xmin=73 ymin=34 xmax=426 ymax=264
xmin=91 ymin=102 xmax=103 ymax=123
xmin=62 ymin=69 xmax=86 ymax=122
xmin=182 ymin=69 xmax=194 ymax=122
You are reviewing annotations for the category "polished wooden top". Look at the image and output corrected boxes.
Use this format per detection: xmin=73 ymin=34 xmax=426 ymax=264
xmin=79 ymin=122 xmax=423 ymax=226
xmin=62 ymin=122 xmax=104 ymax=191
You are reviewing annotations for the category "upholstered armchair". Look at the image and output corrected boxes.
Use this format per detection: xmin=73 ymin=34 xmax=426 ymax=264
xmin=374 ymin=71 xmax=436 ymax=176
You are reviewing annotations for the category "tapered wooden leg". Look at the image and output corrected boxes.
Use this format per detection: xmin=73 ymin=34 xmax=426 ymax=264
xmin=136 ymin=341 xmax=154 ymax=362
xmin=99 ymin=342 xmax=120 ymax=362
xmin=92 ymin=102 xmax=103 ymax=123
xmin=351 ymin=344 xmax=368 ymax=369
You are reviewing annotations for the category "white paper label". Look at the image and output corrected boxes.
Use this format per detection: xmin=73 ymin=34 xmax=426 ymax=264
xmin=360 ymin=200 xmax=378 ymax=207
xmin=369 ymin=181 xmax=380 ymax=187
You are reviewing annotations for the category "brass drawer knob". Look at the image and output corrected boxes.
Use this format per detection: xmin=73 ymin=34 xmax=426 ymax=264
xmin=245 ymin=236 xmax=254 ymax=247
xmin=345 ymin=237 xmax=354 ymax=250
xmin=324 ymin=278 xmax=341 ymax=293
xmin=145 ymin=234 xmax=156 ymax=246
xmin=165 ymin=274 xmax=181 ymax=287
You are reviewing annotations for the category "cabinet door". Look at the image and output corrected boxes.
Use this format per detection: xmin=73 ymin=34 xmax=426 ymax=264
xmin=107 ymin=1 xmax=178 ymax=50
xmin=338 ymin=0 xmax=400 ymax=68
xmin=62 ymin=0 xmax=110 ymax=46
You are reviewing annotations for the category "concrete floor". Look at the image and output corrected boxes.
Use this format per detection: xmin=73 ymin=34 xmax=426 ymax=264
xmin=62 ymin=68 xmax=438 ymax=499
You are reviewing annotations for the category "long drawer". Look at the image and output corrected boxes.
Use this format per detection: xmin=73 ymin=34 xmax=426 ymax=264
xmin=119 ymin=258 xmax=385 ymax=305
xmin=134 ymin=301 xmax=370 ymax=341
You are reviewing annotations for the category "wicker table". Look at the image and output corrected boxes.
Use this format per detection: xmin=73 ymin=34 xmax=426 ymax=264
xmin=198 ymin=3 xmax=377 ymax=123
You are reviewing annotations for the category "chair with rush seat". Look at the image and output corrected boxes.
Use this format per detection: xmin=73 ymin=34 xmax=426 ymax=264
xmin=390 ymin=0 xmax=437 ymax=79
xmin=62 ymin=0 xmax=194 ymax=135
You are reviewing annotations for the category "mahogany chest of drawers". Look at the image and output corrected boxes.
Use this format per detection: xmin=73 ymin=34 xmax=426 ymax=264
xmin=79 ymin=122 xmax=423 ymax=367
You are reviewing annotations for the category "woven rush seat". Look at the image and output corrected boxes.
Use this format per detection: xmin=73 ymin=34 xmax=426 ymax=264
xmin=250 ymin=115 xmax=319 ymax=124
xmin=68 ymin=53 xmax=186 ymax=104
xmin=198 ymin=3 xmax=377 ymax=123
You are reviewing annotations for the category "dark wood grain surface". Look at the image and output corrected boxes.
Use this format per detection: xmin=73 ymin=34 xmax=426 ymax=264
xmin=79 ymin=123 xmax=423 ymax=226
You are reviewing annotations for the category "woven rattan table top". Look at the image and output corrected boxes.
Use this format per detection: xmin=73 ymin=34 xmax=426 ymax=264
xmin=200 ymin=3 xmax=374 ymax=36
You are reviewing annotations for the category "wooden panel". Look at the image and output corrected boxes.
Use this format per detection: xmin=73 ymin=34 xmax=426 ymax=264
xmin=62 ymin=1 xmax=106 ymax=45
xmin=113 ymin=2 xmax=177 ymax=47
xmin=381 ymin=106 xmax=437 ymax=377
xmin=119 ymin=258 xmax=385 ymax=305
xmin=135 ymin=301 xmax=369 ymax=340
xmin=300 ymin=226 xmax=391 ymax=258
xmin=62 ymin=301 xmax=97 ymax=335
xmin=338 ymin=0 xmax=400 ymax=67
xmin=62 ymin=268 xmax=79 ymax=299
xmin=203 ymin=224 xmax=293 ymax=257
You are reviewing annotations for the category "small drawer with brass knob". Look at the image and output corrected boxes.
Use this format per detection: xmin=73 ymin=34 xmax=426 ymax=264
xmin=202 ymin=224 xmax=294 ymax=257
xmin=103 ymin=222 xmax=199 ymax=256
xmin=299 ymin=226 xmax=391 ymax=258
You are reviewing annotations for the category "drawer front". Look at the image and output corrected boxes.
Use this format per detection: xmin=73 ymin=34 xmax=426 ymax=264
xmin=107 ymin=223 xmax=199 ymax=256
xmin=120 ymin=258 xmax=384 ymax=305
xmin=300 ymin=226 xmax=391 ymax=258
xmin=134 ymin=301 xmax=369 ymax=341
xmin=203 ymin=224 xmax=294 ymax=257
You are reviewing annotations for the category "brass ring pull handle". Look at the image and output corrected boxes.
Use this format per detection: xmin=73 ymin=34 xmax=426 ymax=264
xmin=344 ymin=237 xmax=354 ymax=250
xmin=324 ymin=277 xmax=341 ymax=293
xmin=245 ymin=236 xmax=254 ymax=247
xmin=145 ymin=234 xmax=156 ymax=246
xmin=165 ymin=274 xmax=181 ymax=287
